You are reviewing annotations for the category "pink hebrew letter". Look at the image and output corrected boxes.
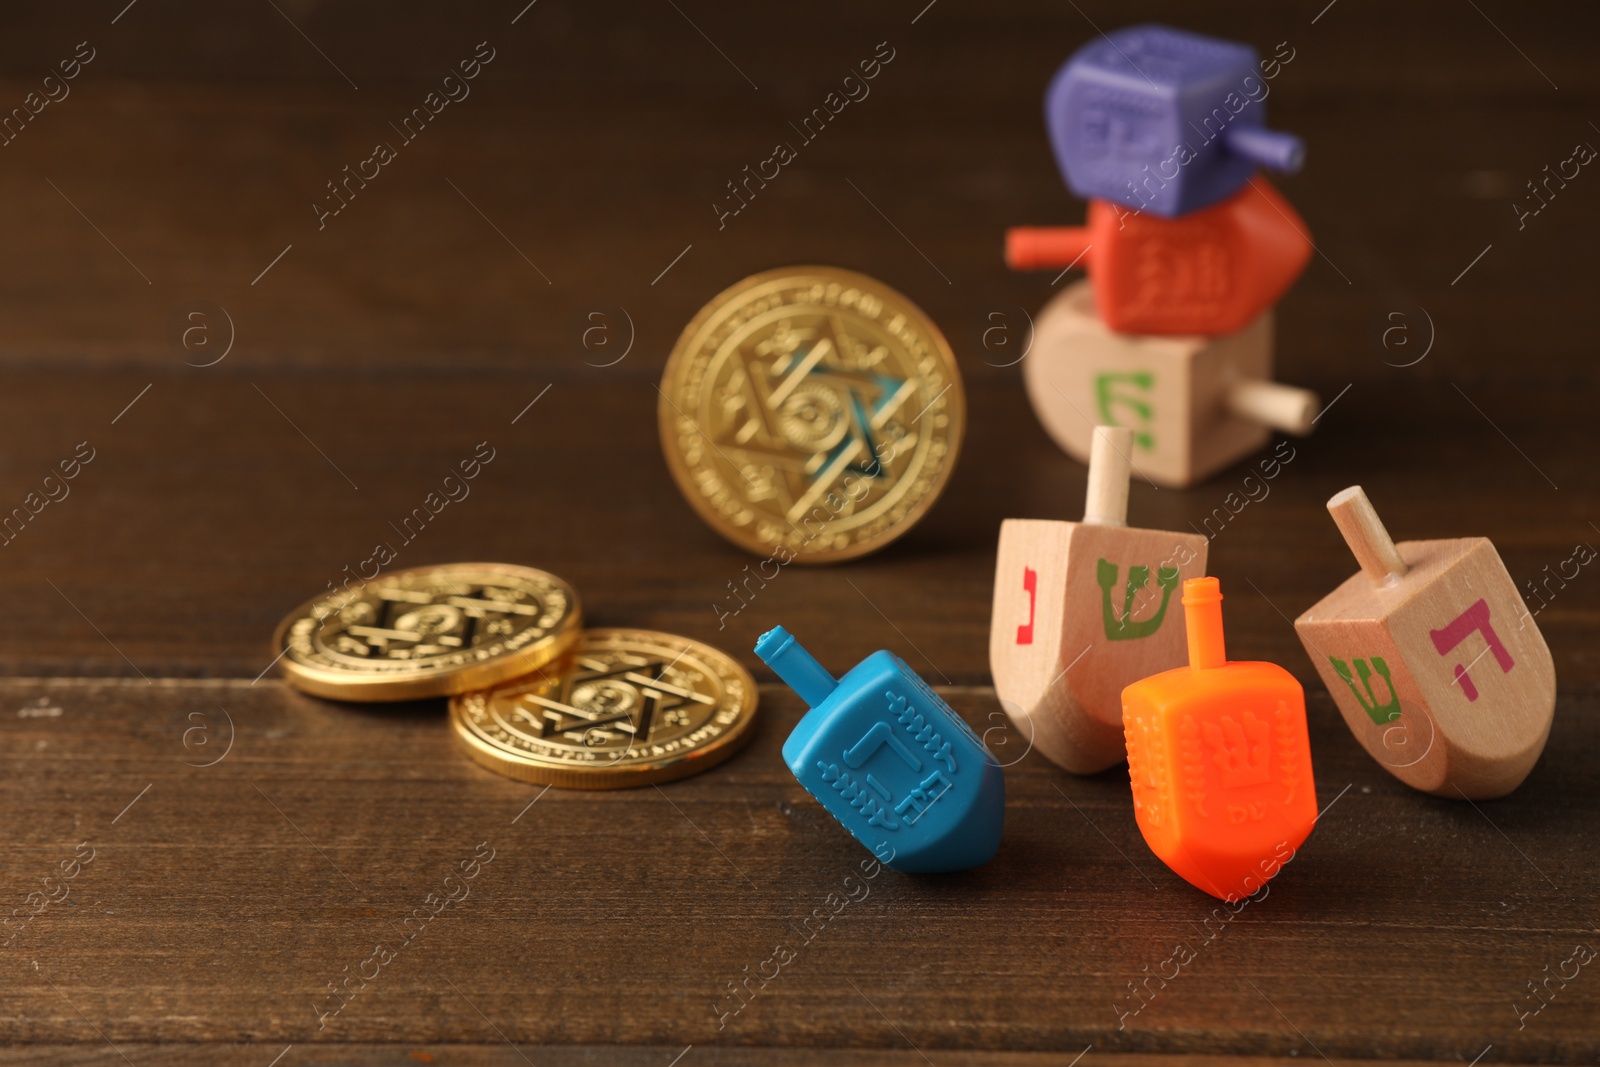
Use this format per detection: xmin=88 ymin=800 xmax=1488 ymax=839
xmin=1428 ymin=598 xmax=1514 ymax=702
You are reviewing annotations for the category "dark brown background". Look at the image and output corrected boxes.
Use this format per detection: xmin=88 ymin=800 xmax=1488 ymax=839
xmin=0 ymin=1 xmax=1595 ymax=1064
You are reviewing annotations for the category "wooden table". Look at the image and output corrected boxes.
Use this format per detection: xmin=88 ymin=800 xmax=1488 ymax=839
xmin=1 ymin=1 xmax=1595 ymax=1063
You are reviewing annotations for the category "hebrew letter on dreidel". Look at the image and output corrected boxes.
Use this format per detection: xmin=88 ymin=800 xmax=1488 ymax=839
xmin=1093 ymin=371 xmax=1155 ymax=449
xmin=1428 ymin=598 xmax=1514 ymax=702
xmin=894 ymin=769 xmax=954 ymax=825
xmin=1330 ymin=656 xmax=1401 ymax=724
xmin=1097 ymin=559 xmax=1180 ymax=640
xmin=1203 ymin=712 xmax=1272 ymax=790
xmin=843 ymin=720 xmax=922 ymax=773
xmin=1017 ymin=567 xmax=1037 ymax=645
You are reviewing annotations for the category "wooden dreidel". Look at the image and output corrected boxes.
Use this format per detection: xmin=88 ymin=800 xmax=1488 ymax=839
xmin=1293 ymin=487 xmax=1556 ymax=799
xmin=1006 ymin=179 xmax=1313 ymax=336
xmin=755 ymin=625 xmax=1004 ymax=872
xmin=1122 ymin=578 xmax=1317 ymax=901
xmin=1022 ymin=280 xmax=1317 ymax=488
xmin=990 ymin=426 xmax=1208 ymax=773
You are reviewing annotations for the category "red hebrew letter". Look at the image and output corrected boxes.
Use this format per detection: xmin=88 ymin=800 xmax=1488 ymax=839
xmin=1017 ymin=567 xmax=1038 ymax=646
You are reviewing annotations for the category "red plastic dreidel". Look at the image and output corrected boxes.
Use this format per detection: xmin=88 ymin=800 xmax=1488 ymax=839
xmin=1293 ymin=486 xmax=1556 ymax=798
xmin=1006 ymin=178 xmax=1313 ymax=337
xmin=1122 ymin=577 xmax=1317 ymax=901
xmin=990 ymin=426 xmax=1208 ymax=773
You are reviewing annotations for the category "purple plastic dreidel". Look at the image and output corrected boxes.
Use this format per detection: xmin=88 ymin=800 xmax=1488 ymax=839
xmin=1046 ymin=24 xmax=1304 ymax=218
xmin=756 ymin=626 xmax=1005 ymax=873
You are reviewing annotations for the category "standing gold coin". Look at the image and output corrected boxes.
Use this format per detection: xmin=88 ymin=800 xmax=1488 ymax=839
xmin=659 ymin=266 xmax=965 ymax=563
xmin=273 ymin=563 xmax=581 ymax=702
xmin=450 ymin=628 xmax=758 ymax=788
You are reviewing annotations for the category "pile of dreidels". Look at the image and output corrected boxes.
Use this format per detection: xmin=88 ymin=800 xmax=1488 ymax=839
xmin=1006 ymin=23 xmax=1322 ymax=489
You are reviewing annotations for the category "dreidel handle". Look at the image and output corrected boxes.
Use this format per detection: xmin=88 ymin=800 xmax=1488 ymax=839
xmin=754 ymin=626 xmax=839 ymax=708
xmin=1327 ymin=485 xmax=1410 ymax=585
xmin=1082 ymin=425 xmax=1132 ymax=527
xmin=1183 ymin=577 xmax=1227 ymax=670
xmin=1223 ymin=126 xmax=1306 ymax=174
xmin=1223 ymin=379 xmax=1319 ymax=436
xmin=1005 ymin=226 xmax=1093 ymax=271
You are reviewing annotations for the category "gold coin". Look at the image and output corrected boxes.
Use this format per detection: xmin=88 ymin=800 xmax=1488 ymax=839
xmin=273 ymin=563 xmax=581 ymax=702
xmin=450 ymin=628 xmax=758 ymax=789
xmin=658 ymin=265 xmax=965 ymax=563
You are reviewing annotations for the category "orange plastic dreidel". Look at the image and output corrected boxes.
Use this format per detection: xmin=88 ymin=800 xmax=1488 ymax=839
xmin=1121 ymin=577 xmax=1317 ymax=901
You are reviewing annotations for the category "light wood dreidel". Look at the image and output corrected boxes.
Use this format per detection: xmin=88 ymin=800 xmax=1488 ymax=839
xmin=1293 ymin=487 xmax=1556 ymax=799
xmin=990 ymin=426 xmax=1208 ymax=773
xmin=1023 ymin=280 xmax=1319 ymax=488
xmin=1123 ymin=577 xmax=1317 ymax=901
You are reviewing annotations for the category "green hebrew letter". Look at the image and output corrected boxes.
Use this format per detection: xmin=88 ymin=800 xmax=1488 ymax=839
xmin=1093 ymin=371 xmax=1156 ymax=450
xmin=1097 ymin=559 xmax=1180 ymax=641
xmin=1330 ymin=656 xmax=1402 ymax=724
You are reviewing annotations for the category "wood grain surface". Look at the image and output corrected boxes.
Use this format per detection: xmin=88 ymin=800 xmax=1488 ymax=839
xmin=0 ymin=1 xmax=1596 ymax=1063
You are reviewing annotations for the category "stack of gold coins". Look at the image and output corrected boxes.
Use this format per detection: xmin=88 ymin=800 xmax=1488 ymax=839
xmin=272 ymin=563 xmax=758 ymax=788
xmin=658 ymin=266 xmax=965 ymax=563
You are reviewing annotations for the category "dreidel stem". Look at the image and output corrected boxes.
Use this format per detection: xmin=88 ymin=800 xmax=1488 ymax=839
xmin=1223 ymin=126 xmax=1306 ymax=174
xmin=1082 ymin=425 xmax=1132 ymax=527
xmin=1005 ymin=226 xmax=1093 ymax=271
xmin=1223 ymin=379 xmax=1319 ymax=436
xmin=1183 ymin=577 xmax=1227 ymax=670
xmin=1327 ymin=485 xmax=1409 ymax=585
xmin=754 ymin=626 xmax=838 ymax=708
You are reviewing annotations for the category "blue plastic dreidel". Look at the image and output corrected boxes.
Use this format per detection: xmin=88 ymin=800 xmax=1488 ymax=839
xmin=756 ymin=626 xmax=1004 ymax=873
xmin=1046 ymin=24 xmax=1305 ymax=217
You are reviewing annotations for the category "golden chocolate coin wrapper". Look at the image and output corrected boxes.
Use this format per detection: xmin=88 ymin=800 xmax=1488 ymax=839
xmin=450 ymin=628 xmax=758 ymax=788
xmin=658 ymin=265 xmax=965 ymax=563
xmin=273 ymin=563 xmax=581 ymax=702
